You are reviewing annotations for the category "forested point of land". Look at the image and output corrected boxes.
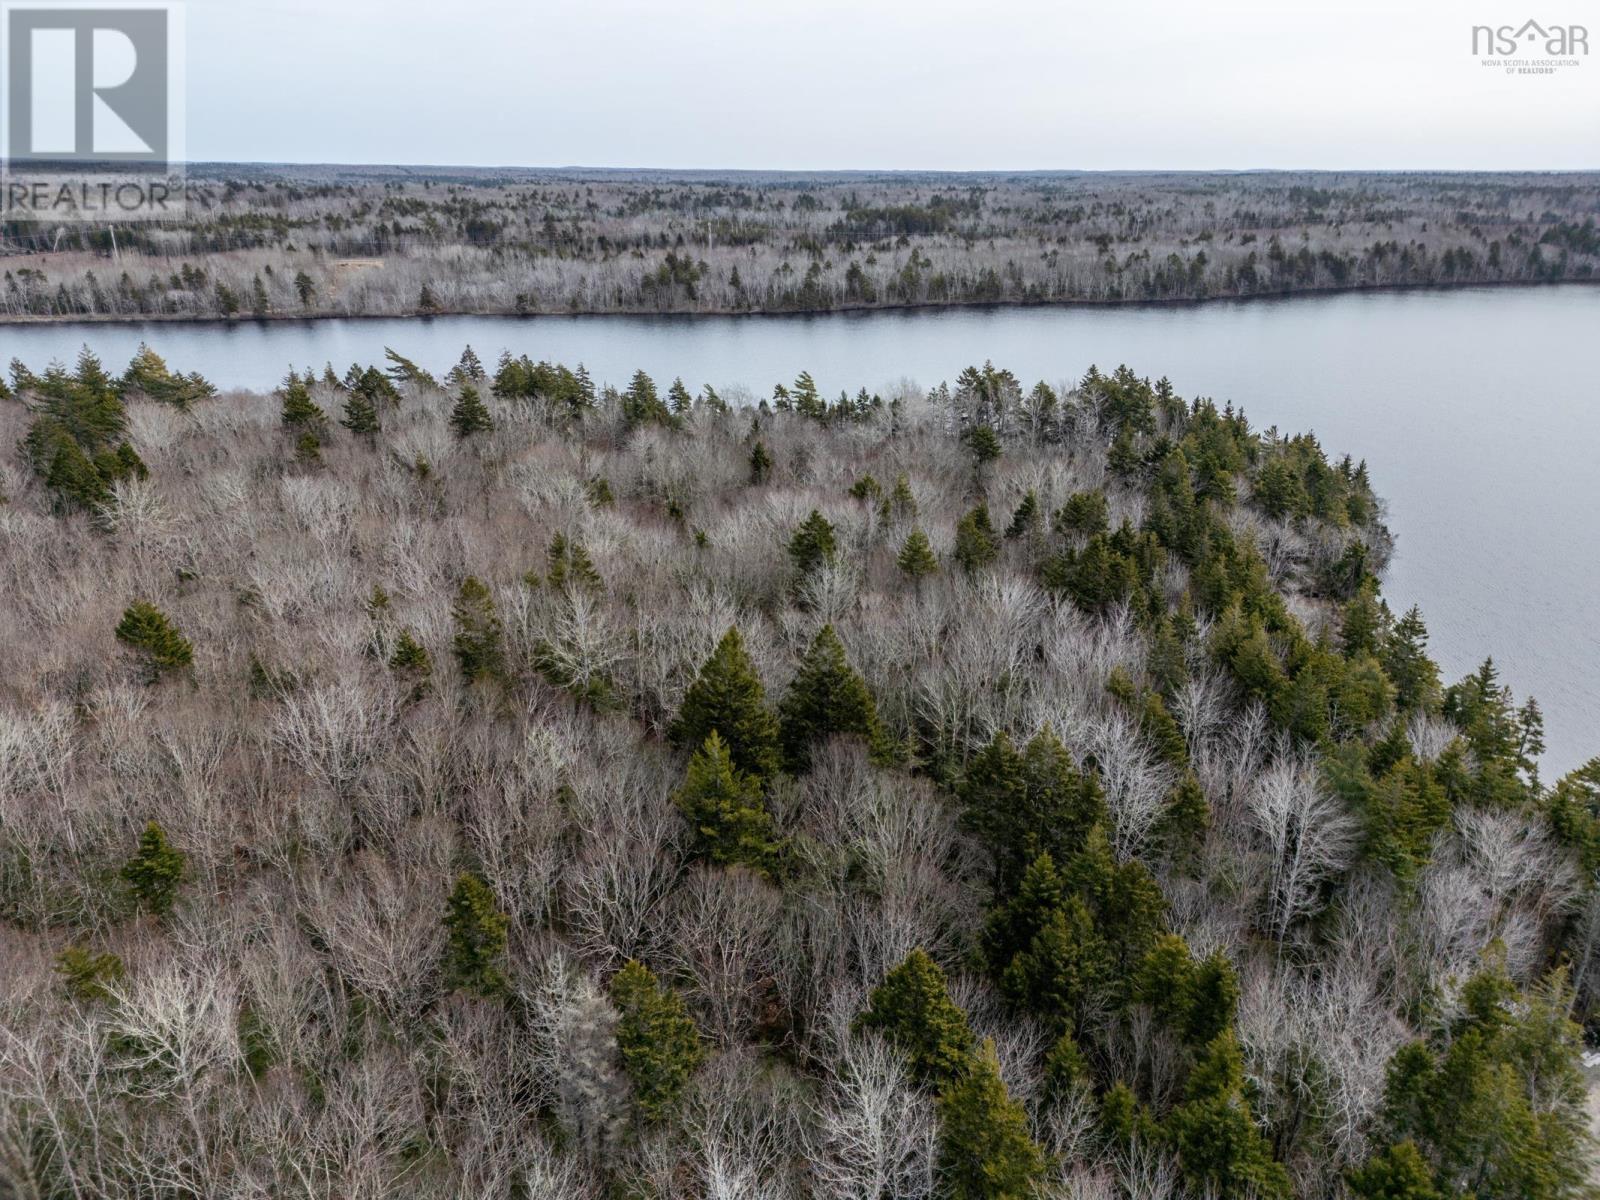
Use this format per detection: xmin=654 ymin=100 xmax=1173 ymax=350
xmin=1 ymin=168 xmax=1598 ymax=319
xmin=1 ymin=344 xmax=1598 ymax=1198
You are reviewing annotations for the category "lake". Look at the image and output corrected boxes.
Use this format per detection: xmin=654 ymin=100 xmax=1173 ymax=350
xmin=4 ymin=285 xmax=1597 ymax=774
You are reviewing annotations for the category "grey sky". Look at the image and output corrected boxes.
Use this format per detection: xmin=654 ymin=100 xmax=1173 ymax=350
xmin=184 ymin=0 xmax=1599 ymax=169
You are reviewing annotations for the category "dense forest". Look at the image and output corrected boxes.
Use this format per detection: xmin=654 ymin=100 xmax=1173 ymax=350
xmin=2 ymin=169 xmax=1598 ymax=319
xmin=1 ymin=344 xmax=1597 ymax=1199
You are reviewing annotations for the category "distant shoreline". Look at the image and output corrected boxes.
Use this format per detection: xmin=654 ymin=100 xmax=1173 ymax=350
xmin=2 ymin=276 xmax=1595 ymax=329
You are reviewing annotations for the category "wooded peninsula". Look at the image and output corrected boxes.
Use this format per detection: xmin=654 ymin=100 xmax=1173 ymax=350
xmin=1 ymin=344 xmax=1596 ymax=1198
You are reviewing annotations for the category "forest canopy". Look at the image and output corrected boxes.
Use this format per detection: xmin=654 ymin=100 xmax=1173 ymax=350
xmin=2 ymin=168 xmax=1597 ymax=319
xmin=0 ymin=345 xmax=1595 ymax=1198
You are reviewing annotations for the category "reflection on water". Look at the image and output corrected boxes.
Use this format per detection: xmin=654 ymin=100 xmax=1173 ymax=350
xmin=5 ymin=285 xmax=1597 ymax=772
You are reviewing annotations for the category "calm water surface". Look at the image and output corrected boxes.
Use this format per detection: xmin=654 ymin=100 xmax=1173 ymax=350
xmin=4 ymin=286 xmax=1596 ymax=772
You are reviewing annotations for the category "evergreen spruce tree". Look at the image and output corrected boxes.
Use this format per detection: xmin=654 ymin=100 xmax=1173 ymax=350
xmin=1055 ymin=490 xmax=1109 ymax=538
xmin=668 ymin=627 xmax=782 ymax=781
xmin=418 ymin=283 xmax=441 ymax=314
xmin=1157 ymin=771 xmax=1211 ymax=864
xmin=749 ymin=440 xmax=773 ymax=485
xmin=857 ymin=948 xmax=976 ymax=1088
xmin=451 ymin=577 xmax=504 ymax=682
xmin=280 ymin=377 xmax=326 ymax=429
xmin=936 ymin=1039 xmax=1048 ymax=1200
xmin=388 ymin=629 xmax=432 ymax=699
xmin=1378 ymin=951 xmax=1589 ymax=1200
xmin=847 ymin=474 xmax=883 ymax=503
xmin=122 ymin=821 xmax=185 ymax=914
xmin=1099 ymin=1079 xmax=1157 ymax=1147
xmin=1005 ymin=490 xmax=1039 ymax=539
xmin=953 ymin=505 xmax=999 ymax=573
xmin=1132 ymin=934 xmax=1239 ymax=1046
xmin=998 ymin=895 xmax=1105 ymax=1031
xmin=777 ymin=624 xmax=884 ymax=773
xmin=788 ymin=510 xmax=838 ymax=576
xmin=1347 ymin=1141 xmax=1445 ymax=1200
xmin=545 ymin=532 xmax=604 ymax=594
xmin=896 ymin=528 xmax=939 ymax=580
xmin=1169 ymin=1031 xmax=1292 ymax=1199
xmin=1383 ymin=606 xmax=1442 ymax=713
xmin=611 ymin=960 xmax=704 ymax=1122
xmin=450 ymin=384 xmax=494 ymax=438
xmin=294 ymin=271 xmax=316 ymax=307
xmin=1064 ymin=825 xmax=1167 ymax=988
xmin=961 ymin=729 xmax=1107 ymax=891
xmin=452 ymin=345 xmax=486 ymax=383
xmin=621 ymin=369 xmax=674 ymax=428
xmin=1341 ymin=578 xmax=1384 ymax=658
xmin=983 ymin=852 xmax=1070 ymax=976
xmin=441 ymin=872 xmax=509 ymax=998
xmin=340 ymin=386 xmax=380 ymax=436
xmin=890 ymin=472 xmax=917 ymax=520
xmin=964 ymin=424 xmax=1003 ymax=466
xmin=672 ymin=732 xmax=779 ymax=870
xmin=115 ymin=601 xmax=194 ymax=679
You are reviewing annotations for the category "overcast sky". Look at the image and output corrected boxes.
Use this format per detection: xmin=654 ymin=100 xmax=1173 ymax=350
xmin=182 ymin=0 xmax=1599 ymax=169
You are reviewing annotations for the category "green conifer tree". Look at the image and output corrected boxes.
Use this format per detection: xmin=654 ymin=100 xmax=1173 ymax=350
xmin=441 ymin=872 xmax=509 ymax=997
xmin=1379 ymin=950 xmax=1589 ymax=1200
xmin=1169 ymin=1031 xmax=1292 ymax=1199
xmin=961 ymin=730 xmax=1107 ymax=891
xmin=545 ymin=532 xmax=604 ymax=593
xmin=857 ymin=948 xmax=976 ymax=1088
xmin=999 ymin=895 xmax=1105 ymax=1031
xmin=672 ymin=732 xmax=779 ymax=870
xmin=340 ymin=387 xmax=380 ymax=436
xmin=115 ymin=600 xmax=194 ymax=679
xmin=937 ymin=1039 xmax=1048 ymax=1200
xmin=897 ymin=528 xmax=939 ymax=580
xmin=749 ymin=440 xmax=773 ymax=485
xmin=669 ymin=627 xmax=782 ymax=781
xmin=667 ymin=377 xmax=693 ymax=414
xmin=122 ymin=821 xmax=185 ymax=914
xmin=788 ymin=510 xmax=838 ymax=576
xmin=1005 ymin=490 xmax=1039 ymax=539
xmin=1055 ymin=490 xmax=1109 ymax=538
xmin=1157 ymin=771 xmax=1211 ymax=863
xmin=279 ymin=376 xmax=325 ymax=429
xmin=889 ymin=473 xmax=917 ymax=521
xmin=964 ymin=424 xmax=1003 ymax=466
xmin=621 ymin=369 xmax=673 ymax=428
xmin=953 ymin=505 xmax=999 ymax=573
xmin=611 ymin=960 xmax=704 ymax=1122
xmin=388 ymin=629 xmax=432 ymax=699
xmin=451 ymin=576 xmax=504 ymax=682
xmin=777 ymin=624 xmax=884 ymax=773
xmin=450 ymin=384 xmax=495 ymax=438
xmin=1347 ymin=1141 xmax=1445 ymax=1200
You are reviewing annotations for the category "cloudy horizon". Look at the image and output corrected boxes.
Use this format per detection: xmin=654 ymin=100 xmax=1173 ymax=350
xmin=177 ymin=0 xmax=1599 ymax=170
